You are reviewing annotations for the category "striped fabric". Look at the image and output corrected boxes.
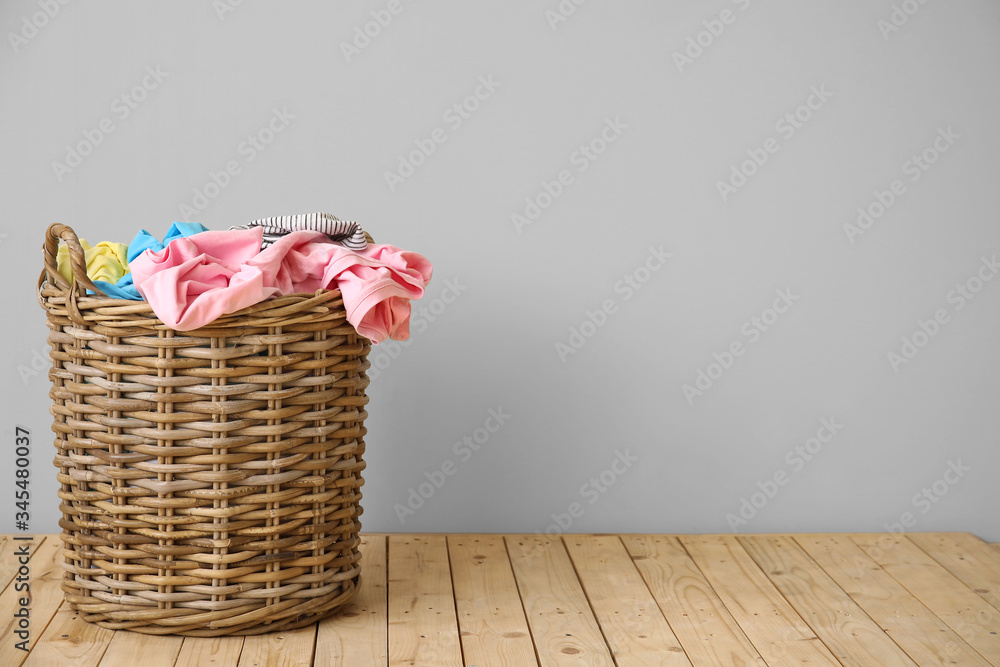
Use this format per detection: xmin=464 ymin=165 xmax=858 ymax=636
xmin=233 ymin=212 xmax=368 ymax=250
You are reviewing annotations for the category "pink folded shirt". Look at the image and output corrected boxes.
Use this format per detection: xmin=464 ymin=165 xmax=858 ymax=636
xmin=129 ymin=227 xmax=433 ymax=342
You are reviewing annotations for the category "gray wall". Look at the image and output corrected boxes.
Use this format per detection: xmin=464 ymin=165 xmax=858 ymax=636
xmin=2 ymin=0 xmax=998 ymax=540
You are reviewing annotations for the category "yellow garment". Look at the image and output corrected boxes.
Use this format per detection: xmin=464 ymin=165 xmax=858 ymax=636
xmin=56 ymin=239 xmax=130 ymax=285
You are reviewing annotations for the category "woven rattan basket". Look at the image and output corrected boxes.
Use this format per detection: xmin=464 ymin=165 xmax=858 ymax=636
xmin=36 ymin=223 xmax=371 ymax=636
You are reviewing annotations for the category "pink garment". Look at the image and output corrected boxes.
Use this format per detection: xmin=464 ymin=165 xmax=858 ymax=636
xmin=129 ymin=227 xmax=433 ymax=342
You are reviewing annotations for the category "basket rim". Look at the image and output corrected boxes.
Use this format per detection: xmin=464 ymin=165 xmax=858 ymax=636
xmin=38 ymin=223 xmax=362 ymax=333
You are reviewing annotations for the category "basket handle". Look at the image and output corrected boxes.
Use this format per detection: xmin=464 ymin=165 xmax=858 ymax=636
xmin=41 ymin=223 xmax=107 ymax=297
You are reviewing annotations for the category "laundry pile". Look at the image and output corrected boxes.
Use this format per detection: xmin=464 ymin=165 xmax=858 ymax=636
xmin=55 ymin=213 xmax=432 ymax=343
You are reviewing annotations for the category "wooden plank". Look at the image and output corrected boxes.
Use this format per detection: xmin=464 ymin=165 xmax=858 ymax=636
xmin=621 ymin=535 xmax=765 ymax=667
xmin=738 ymin=535 xmax=917 ymax=666
xmin=906 ymin=533 xmax=1000 ymax=611
xmin=174 ymin=636 xmax=245 ymax=667
xmin=0 ymin=536 xmax=45 ymax=593
xmin=563 ymin=535 xmax=691 ymax=666
xmin=24 ymin=605 xmax=114 ymax=667
xmin=237 ymin=626 xmax=316 ymax=667
xmin=0 ymin=538 xmax=68 ymax=667
xmin=505 ymin=535 xmax=614 ymax=667
xmin=795 ymin=534 xmax=991 ymax=666
xmin=447 ymin=534 xmax=537 ymax=666
xmin=15 ymin=530 xmax=1000 ymax=667
xmin=315 ymin=534 xmax=388 ymax=667
xmin=387 ymin=535 xmax=463 ymax=667
xmin=97 ymin=631 xmax=183 ymax=667
xmin=678 ymin=535 xmax=840 ymax=666
xmin=852 ymin=533 xmax=1000 ymax=663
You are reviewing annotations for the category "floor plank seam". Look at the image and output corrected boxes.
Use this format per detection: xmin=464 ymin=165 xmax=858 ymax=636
xmin=382 ymin=535 xmax=390 ymax=667
xmin=558 ymin=535 xmax=620 ymax=666
xmin=443 ymin=536 xmax=468 ymax=667
xmin=792 ymin=534 xmax=931 ymax=667
xmin=612 ymin=535 xmax=693 ymax=664
xmin=674 ymin=535 xmax=769 ymax=664
xmin=907 ymin=533 xmax=1000 ymax=617
xmin=796 ymin=534 xmax=990 ymax=666
xmin=740 ymin=534 xmax=916 ymax=667
xmin=903 ymin=533 xmax=1000 ymax=638
xmin=729 ymin=536 xmax=837 ymax=664
xmin=501 ymin=536 xmax=544 ymax=667
xmin=864 ymin=534 xmax=1000 ymax=666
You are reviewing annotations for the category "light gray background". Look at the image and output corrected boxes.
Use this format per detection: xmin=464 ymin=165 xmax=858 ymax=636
xmin=2 ymin=0 xmax=998 ymax=540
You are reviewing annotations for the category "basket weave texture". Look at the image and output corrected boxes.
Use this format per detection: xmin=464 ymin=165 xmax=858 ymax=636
xmin=37 ymin=223 xmax=371 ymax=636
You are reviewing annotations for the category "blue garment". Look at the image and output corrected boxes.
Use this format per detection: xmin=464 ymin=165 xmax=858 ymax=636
xmin=93 ymin=222 xmax=208 ymax=299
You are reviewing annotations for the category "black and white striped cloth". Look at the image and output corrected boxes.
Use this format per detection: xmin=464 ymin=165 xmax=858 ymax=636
xmin=232 ymin=212 xmax=368 ymax=250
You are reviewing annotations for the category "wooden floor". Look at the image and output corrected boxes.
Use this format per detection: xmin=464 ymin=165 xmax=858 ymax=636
xmin=3 ymin=533 xmax=1000 ymax=666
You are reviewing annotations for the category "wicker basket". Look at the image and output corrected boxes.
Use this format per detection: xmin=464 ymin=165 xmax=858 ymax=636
xmin=36 ymin=223 xmax=371 ymax=636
